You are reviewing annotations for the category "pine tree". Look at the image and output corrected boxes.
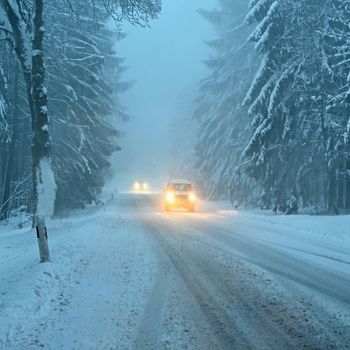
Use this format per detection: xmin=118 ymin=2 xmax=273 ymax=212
xmin=45 ymin=1 xmax=128 ymax=212
xmin=322 ymin=0 xmax=350 ymax=211
xmin=0 ymin=0 xmax=161 ymax=220
xmin=0 ymin=64 xmax=9 ymax=143
xmin=195 ymin=0 xmax=350 ymax=213
xmin=194 ymin=0 xmax=258 ymax=202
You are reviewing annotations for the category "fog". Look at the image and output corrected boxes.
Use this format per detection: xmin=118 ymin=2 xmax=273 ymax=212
xmin=113 ymin=0 xmax=216 ymax=190
xmin=2 ymin=0 xmax=343 ymax=214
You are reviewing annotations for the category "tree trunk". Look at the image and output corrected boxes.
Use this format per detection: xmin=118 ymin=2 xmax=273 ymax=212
xmin=328 ymin=166 xmax=338 ymax=214
xmin=31 ymin=0 xmax=52 ymax=216
xmin=2 ymin=0 xmax=55 ymax=218
xmin=346 ymin=159 xmax=350 ymax=210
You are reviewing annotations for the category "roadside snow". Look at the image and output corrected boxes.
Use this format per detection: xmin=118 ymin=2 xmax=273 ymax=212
xmin=240 ymin=210 xmax=350 ymax=242
xmin=202 ymin=200 xmax=350 ymax=242
xmin=0 ymin=204 xmax=158 ymax=349
xmin=0 ymin=197 xmax=349 ymax=349
xmin=200 ymin=201 xmax=350 ymax=282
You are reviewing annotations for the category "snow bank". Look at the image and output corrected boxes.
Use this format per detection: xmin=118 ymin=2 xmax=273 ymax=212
xmin=202 ymin=200 xmax=350 ymax=242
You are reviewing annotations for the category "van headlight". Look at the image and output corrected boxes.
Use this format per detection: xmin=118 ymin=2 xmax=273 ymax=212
xmin=189 ymin=193 xmax=196 ymax=202
xmin=166 ymin=192 xmax=175 ymax=203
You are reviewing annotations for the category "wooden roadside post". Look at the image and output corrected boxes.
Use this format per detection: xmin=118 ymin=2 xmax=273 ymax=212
xmin=35 ymin=215 xmax=50 ymax=262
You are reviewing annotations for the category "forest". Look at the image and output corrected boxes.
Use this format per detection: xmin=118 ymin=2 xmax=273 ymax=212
xmin=1 ymin=2 xmax=350 ymax=348
xmin=0 ymin=0 xmax=160 ymax=220
xmin=194 ymin=0 xmax=350 ymax=214
xmin=1 ymin=0 xmax=349 ymax=220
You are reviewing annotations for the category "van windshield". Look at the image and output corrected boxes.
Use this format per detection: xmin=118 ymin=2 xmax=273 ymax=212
xmin=167 ymin=183 xmax=192 ymax=192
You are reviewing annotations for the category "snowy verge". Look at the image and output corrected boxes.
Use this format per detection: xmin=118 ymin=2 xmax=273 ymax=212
xmin=1 ymin=197 xmax=349 ymax=349
xmin=0 ymin=201 xmax=162 ymax=349
xmin=201 ymin=200 xmax=350 ymax=242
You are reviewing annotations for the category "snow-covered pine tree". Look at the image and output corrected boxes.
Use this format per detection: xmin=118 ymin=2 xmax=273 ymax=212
xmin=0 ymin=0 xmax=161 ymax=221
xmin=195 ymin=0 xmax=350 ymax=213
xmin=0 ymin=63 xmax=10 ymax=218
xmin=280 ymin=0 xmax=350 ymax=213
xmin=46 ymin=0 xmax=130 ymax=212
xmin=236 ymin=0 xmax=350 ymax=213
xmin=0 ymin=41 xmax=36 ymax=219
xmin=0 ymin=0 xmax=160 ymax=220
xmin=322 ymin=0 xmax=350 ymax=211
xmin=194 ymin=0 xmax=258 ymax=203
xmin=0 ymin=64 xmax=9 ymax=143
xmin=241 ymin=0 xmax=307 ymax=213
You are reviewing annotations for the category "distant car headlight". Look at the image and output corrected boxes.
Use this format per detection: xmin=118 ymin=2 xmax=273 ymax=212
xmin=143 ymin=183 xmax=148 ymax=190
xmin=189 ymin=193 xmax=196 ymax=202
xmin=134 ymin=182 xmax=140 ymax=190
xmin=166 ymin=192 xmax=175 ymax=203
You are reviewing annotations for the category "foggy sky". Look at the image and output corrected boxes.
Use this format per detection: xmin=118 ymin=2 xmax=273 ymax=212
xmin=113 ymin=0 xmax=216 ymax=189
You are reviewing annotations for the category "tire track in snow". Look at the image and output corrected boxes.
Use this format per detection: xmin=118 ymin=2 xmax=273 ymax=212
xmin=140 ymin=216 xmax=306 ymax=350
xmin=144 ymin=211 xmax=350 ymax=349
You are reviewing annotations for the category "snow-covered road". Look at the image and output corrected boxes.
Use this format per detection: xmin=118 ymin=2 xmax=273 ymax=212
xmin=1 ymin=193 xmax=350 ymax=349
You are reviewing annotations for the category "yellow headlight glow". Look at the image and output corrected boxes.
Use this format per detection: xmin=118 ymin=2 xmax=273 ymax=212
xmin=189 ymin=193 xmax=196 ymax=202
xmin=134 ymin=182 xmax=140 ymax=190
xmin=166 ymin=192 xmax=175 ymax=203
xmin=143 ymin=183 xmax=148 ymax=190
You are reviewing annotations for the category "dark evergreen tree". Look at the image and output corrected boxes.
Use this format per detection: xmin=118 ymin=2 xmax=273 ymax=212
xmin=45 ymin=1 xmax=129 ymax=212
xmin=195 ymin=0 xmax=350 ymax=213
xmin=194 ymin=0 xmax=258 ymax=203
xmin=0 ymin=0 xmax=161 ymax=221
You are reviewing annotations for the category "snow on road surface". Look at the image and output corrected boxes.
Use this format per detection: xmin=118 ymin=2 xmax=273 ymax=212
xmin=0 ymin=193 xmax=350 ymax=349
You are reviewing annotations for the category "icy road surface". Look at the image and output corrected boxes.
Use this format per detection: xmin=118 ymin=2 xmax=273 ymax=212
xmin=1 ymin=193 xmax=350 ymax=349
